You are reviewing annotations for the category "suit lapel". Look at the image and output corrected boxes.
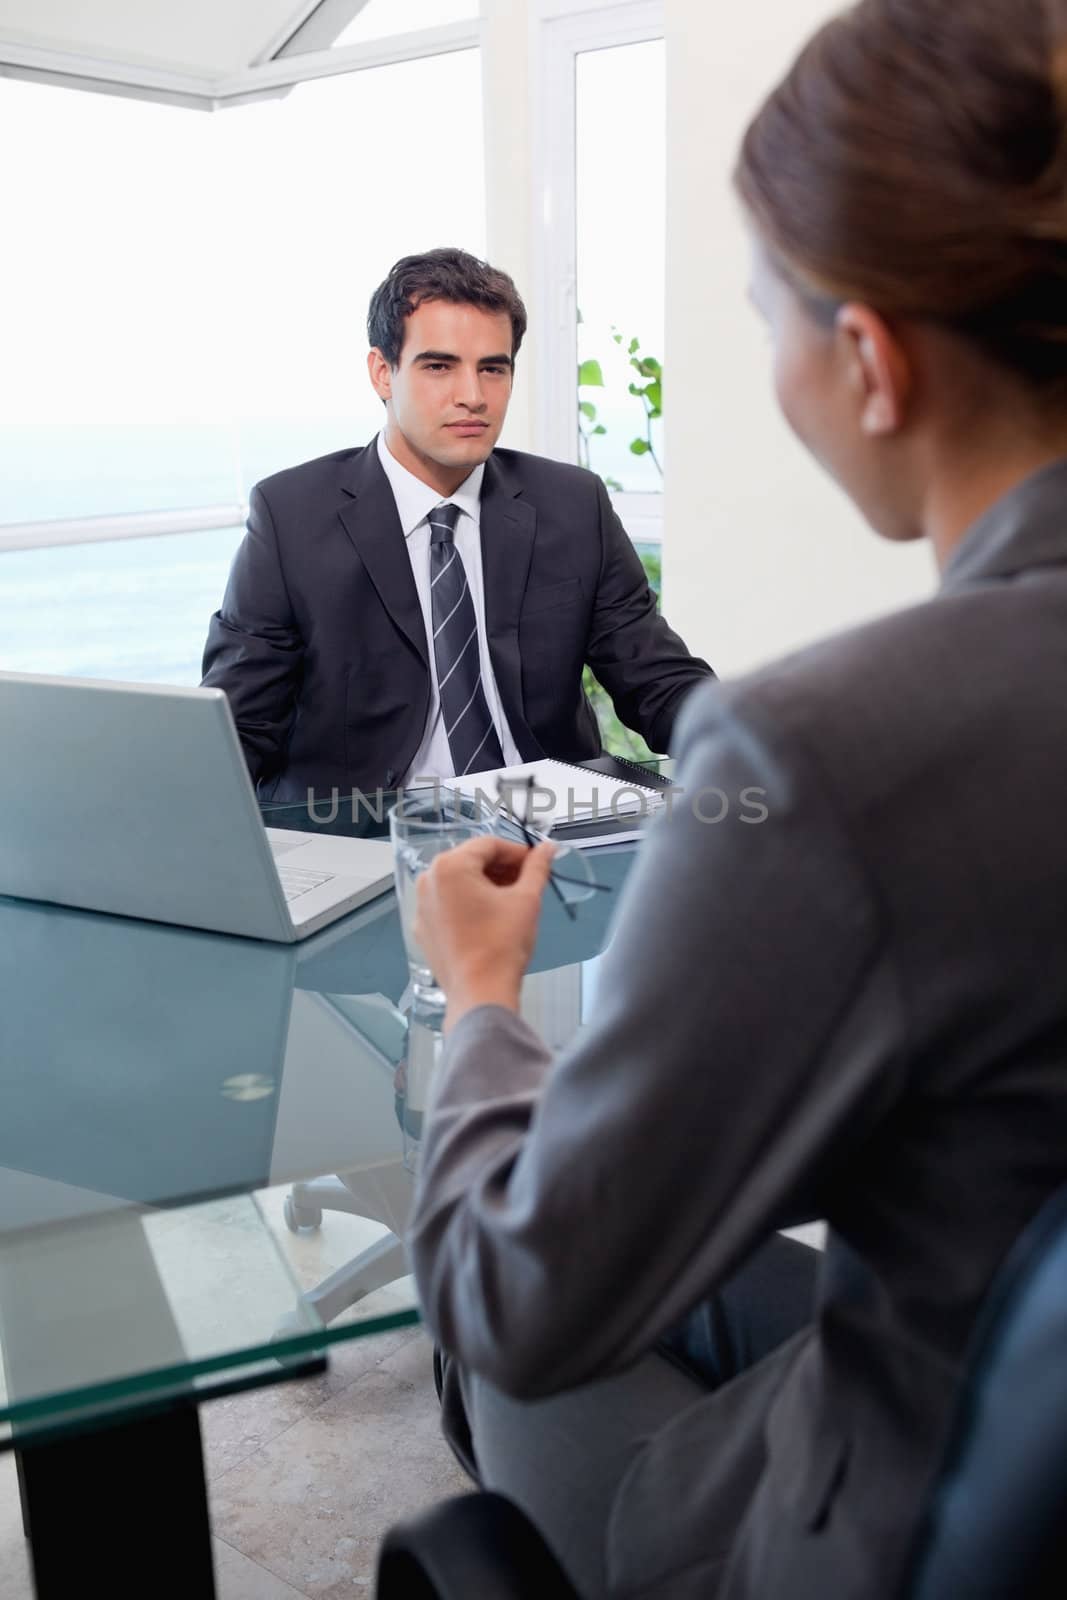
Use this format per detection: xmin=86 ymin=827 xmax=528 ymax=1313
xmin=337 ymin=446 xmax=428 ymax=665
xmin=480 ymin=454 xmax=537 ymax=748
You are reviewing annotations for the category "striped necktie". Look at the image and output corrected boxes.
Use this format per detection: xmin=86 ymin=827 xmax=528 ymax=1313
xmin=428 ymin=501 xmax=505 ymax=776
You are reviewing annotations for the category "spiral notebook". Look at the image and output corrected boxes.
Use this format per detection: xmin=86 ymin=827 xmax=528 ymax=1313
xmin=449 ymin=755 xmax=673 ymax=846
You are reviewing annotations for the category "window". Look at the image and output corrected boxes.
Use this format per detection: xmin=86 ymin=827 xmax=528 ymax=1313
xmin=0 ymin=530 xmax=245 ymax=684
xmin=536 ymin=1 xmax=664 ymax=545
xmin=534 ymin=2 xmax=664 ymax=756
xmin=576 ymin=39 xmax=665 ymax=495
xmin=0 ymin=45 xmax=485 ymax=682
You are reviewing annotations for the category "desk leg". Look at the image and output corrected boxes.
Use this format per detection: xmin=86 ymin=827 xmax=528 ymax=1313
xmin=17 ymin=1402 xmax=216 ymax=1598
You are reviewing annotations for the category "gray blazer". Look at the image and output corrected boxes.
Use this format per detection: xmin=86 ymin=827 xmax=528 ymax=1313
xmin=408 ymin=458 xmax=1067 ymax=1598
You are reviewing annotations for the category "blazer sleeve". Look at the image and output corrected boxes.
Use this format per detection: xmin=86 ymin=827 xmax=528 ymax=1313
xmin=201 ymin=485 xmax=305 ymax=785
xmin=583 ymin=478 xmax=713 ymax=753
xmin=407 ymin=681 xmax=903 ymax=1399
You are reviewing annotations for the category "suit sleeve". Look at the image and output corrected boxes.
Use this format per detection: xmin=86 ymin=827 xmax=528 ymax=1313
xmin=201 ymin=485 xmax=305 ymax=785
xmin=583 ymin=478 xmax=713 ymax=753
xmin=407 ymin=682 xmax=903 ymax=1398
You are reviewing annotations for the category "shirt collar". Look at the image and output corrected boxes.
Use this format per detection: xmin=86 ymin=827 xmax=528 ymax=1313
xmin=376 ymin=429 xmax=485 ymax=539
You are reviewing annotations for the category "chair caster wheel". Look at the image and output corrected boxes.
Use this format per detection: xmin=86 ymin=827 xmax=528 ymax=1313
xmin=284 ymin=1194 xmax=323 ymax=1233
xmin=271 ymin=1308 xmax=322 ymax=1368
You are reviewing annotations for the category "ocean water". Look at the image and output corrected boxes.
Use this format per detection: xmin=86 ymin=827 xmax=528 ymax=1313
xmin=0 ymin=528 xmax=245 ymax=684
xmin=0 ymin=420 xmax=353 ymax=684
xmin=0 ymin=420 xmax=360 ymax=525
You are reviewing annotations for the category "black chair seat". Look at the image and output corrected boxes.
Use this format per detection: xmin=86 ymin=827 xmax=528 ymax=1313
xmin=376 ymin=1490 xmax=580 ymax=1600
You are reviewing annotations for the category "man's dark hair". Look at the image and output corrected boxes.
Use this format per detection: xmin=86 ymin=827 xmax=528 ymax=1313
xmin=367 ymin=248 xmax=528 ymax=368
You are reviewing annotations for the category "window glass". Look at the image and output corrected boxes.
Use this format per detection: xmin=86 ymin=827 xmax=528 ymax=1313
xmin=1 ymin=52 xmax=484 ymax=528
xmin=1 ymin=81 xmax=233 ymax=525
xmin=0 ymin=49 xmax=485 ymax=680
xmin=575 ymin=39 xmax=665 ymax=494
xmin=0 ymin=529 xmax=245 ymax=684
xmin=221 ymin=49 xmax=485 ymax=488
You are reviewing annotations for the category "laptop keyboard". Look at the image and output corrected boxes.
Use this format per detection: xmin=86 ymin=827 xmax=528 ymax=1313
xmin=277 ymin=865 xmax=335 ymax=902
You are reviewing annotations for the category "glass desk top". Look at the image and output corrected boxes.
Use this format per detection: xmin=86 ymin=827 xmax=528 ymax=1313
xmin=0 ymin=808 xmax=640 ymax=1447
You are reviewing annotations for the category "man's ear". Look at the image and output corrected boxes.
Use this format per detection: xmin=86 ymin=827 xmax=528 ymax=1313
xmin=367 ymin=347 xmax=393 ymax=402
xmin=835 ymin=304 xmax=912 ymax=436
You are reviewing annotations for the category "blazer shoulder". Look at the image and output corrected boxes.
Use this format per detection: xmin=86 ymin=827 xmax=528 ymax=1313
xmin=253 ymin=444 xmax=370 ymax=506
xmin=490 ymin=447 xmax=605 ymax=500
xmin=673 ymin=588 xmax=988 ymax=811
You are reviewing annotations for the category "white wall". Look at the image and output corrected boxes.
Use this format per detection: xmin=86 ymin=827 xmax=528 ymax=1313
xmin=663 ymin=0 xmax=934 ymax=677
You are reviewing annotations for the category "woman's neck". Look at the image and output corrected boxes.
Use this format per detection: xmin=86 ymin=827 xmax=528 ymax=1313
xmin=923 ymin=436 xmax=1067 ymax=572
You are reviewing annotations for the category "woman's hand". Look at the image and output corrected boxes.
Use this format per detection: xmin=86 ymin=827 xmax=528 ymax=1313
xmin=414 ymin=836 xmax=556 ymax=1028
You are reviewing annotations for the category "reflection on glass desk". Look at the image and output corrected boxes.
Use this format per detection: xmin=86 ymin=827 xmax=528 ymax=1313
xmin=0 ymin=786 xmax=642 ymax=1595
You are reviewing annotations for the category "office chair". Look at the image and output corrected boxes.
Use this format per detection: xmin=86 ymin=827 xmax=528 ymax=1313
xmin=906 ymin=1176 xmax=1067 ymax=1597
xmin=285 ymin=971 xmax=589 ymax=1327
xmin=278 ymin=992 xmax=414 ymax=1329
xmin=376 ymin=1491 xmax=580 ymax=1600
xmin=375 ymin=1178 xmax=1067 ymax=1600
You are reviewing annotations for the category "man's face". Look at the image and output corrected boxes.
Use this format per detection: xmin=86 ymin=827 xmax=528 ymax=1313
xmin=368 ymin=298 xmax=514 ymax=488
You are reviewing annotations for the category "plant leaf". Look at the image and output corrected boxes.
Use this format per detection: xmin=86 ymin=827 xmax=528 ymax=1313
xmin=592 ymin=424 xmax=607 ymax=435
xmin=628 ymin=337 xmax=640 ymax=354
xmin=579 ymin=400 xmax=598 ymax=420
xmin=644 ymin=381 xmax=662 ymax=412
xmin=578 ymin=359 xmax=604 ymax=388
xmin=630 ymin=438 xmax=651 ymax=456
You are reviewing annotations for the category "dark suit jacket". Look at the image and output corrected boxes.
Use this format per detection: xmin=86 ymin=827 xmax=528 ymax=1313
xmin=408 ymin=457 xmax=1067 ymax=1598
xmin=201 ymin=444 xmax=711 ymax=800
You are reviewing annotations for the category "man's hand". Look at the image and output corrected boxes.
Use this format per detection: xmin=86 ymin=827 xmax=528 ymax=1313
xmin=414 ymin=836 xmax=556 ymax=1029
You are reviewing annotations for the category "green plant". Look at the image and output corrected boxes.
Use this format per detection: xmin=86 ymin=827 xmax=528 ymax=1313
xmin=582 ymin=547 xmax=662 ymax=761
xmin=577 ymin=326 xmax=663 ymax=488
xmin=577 ymin=356 xmax=622 ymax=490
xmin=576 ymin=323 xmax=665 ymax=757
xmin=612 ymin=328 xmax=663 ymax=478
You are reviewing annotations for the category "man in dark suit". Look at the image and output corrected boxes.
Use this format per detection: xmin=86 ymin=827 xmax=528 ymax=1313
xmin=202 ymin=248 xmax=711 ymax=801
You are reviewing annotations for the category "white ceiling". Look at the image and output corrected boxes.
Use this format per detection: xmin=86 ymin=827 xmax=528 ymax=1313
xmin=0 ymin=0 xmax=371 ymax=102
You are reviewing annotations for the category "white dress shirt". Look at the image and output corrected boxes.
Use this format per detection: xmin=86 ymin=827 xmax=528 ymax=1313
xmin=376 ymin=430 xmax=522 ymax=785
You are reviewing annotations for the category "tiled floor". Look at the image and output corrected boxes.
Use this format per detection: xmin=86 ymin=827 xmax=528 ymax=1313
xmin=0 ymin=1193 xmax=468 ymax=1599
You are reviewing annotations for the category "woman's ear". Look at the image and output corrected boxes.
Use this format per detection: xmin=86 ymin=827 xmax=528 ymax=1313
xmin=835 ymin=304 xmax=913 ymax=436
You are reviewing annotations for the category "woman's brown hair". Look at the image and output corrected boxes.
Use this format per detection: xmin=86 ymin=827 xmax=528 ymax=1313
xmin=735 ymin=0 xmax=1067 ymax=393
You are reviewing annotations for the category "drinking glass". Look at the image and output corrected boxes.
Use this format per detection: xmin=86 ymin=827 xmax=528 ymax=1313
xmin=389 ymin=792 xmax=486 ymax=1012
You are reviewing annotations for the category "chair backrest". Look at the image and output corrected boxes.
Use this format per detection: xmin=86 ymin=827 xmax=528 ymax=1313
xmin=908 ymin=1180 xmax=1067 ymax=1599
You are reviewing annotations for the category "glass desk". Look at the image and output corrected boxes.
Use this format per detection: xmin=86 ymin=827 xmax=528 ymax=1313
xmin=0 ymin=807 xmax=641 ymax=1597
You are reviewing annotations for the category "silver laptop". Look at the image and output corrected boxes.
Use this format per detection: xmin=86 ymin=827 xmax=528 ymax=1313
xmin=0 ymin=673 xmax=394 ymax=941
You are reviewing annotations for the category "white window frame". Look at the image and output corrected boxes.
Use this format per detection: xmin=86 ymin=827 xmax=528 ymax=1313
xmin=532 ymin=0 xmax=664 ymax=545
xmin=0 ymin=15 xmax=482 ymax=114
